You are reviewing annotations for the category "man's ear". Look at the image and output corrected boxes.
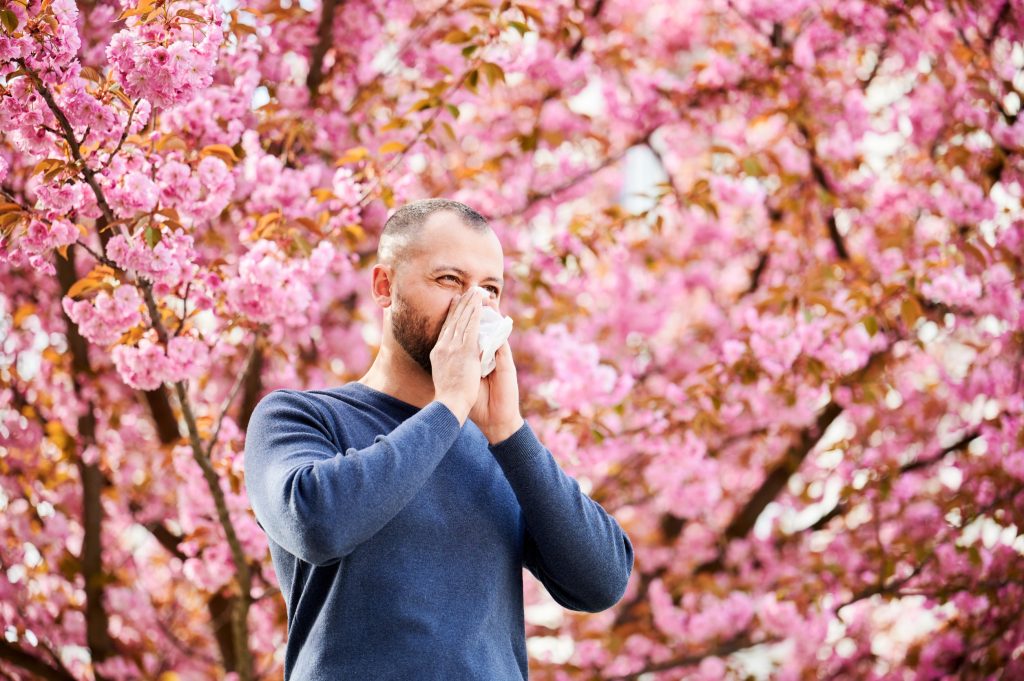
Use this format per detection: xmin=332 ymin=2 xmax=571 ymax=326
xmin=370 ymin=264 xmax=394 ymax=307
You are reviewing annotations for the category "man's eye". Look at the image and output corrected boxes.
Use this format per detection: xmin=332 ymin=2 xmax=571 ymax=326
xmin=441 ymin=275 xmax=499 ymax=296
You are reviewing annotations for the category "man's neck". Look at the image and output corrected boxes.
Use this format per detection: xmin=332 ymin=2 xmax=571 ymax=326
xmin=357 ymin=349 xmax=437 ymax=410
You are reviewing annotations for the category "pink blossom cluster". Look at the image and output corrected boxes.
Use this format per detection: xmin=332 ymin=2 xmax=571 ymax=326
xmin=110 ymin=332 xmax=211 ymax=391
xmin=105 ymin=1 xmax=224 ymax=109
xmin=648 ymin=578 xmax=753 ymax=644
xmin=155 ymin=155 xmax=236 ymax=222
xmin=61 ymin=284 xmax=146 ymax=346
xmin=919 ymin=264 xmax=984 ymax=308
xmin=0 ymin=0 xmax=80 ymax=86
xmin=236 ymin=131 xmax=362 ymax=229
xmin=0 ymin=218 xmax=78 ymax=276
xmin=641 ymin=431 xmax=722 ymax=518
xmin=522 ymin=323 xmax=635 ymax=417
xmin=32 ymin=179 xmax=99 ymax=221
xmin=107 ymin=228 xmax=200 ymax=295
xmin=61 ymin=77 xmax=153 ymax=150
xmin=224 ymin=239 xmax=339 ymax=331
xmin=105 ymin=170 xmax=159 ymax=218
xmin=160 ymin=46 xmax=261 ymax=148
xmin=0 ymin=77 xmax=59 ymax=157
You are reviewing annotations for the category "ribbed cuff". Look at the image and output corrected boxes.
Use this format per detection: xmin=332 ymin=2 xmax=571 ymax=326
xmin=487 ymin=419 xmax=543 ymax=471
xmin=423 ymin=400 xmax=462 ymax=434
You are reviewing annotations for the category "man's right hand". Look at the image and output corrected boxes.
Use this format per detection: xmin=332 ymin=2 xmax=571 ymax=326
xmin=431 ymin=287 xmax=484 ymax=425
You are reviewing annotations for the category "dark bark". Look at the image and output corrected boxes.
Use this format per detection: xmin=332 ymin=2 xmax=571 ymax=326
xmin=0 ymin=642 xmax=76 ymax=681
xmin=55 ymin=250 xmax=116 ymax=669
xmin=306 ymin=0 xmax=342 ymax=100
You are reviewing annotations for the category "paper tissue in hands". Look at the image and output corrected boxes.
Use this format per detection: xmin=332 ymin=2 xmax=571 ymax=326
xmin=473 ymin=286 xmax=513 ymax=377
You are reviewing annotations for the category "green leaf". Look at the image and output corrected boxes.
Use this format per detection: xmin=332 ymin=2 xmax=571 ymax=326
xmin=442 ymin=29 xmax=470 ymax=43
xmin=144 ymin=225 xmax=162 ymax=248
xmin=518 ymin=2 xmax=543 ymax=24
xmin=481 ymin=61 xmax=505 ymax=86
xmin=900 ymin=298 xmax=922 ymax=330
xmin=742 ymin=156 xmax=763 ymax=176
xmin=862 ymin=315 xmax=878 ymax=336
xmin=0 ymin=9 xmax=18 ymax=33
xmin=508 ymin=20 xmax=529 ymax=35
xmin=378 ymin=140 xmax=406 ymax=154
xmin=410 ymin=97 xmax=436 ymax=112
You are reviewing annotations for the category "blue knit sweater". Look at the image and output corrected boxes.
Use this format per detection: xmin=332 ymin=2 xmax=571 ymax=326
xmin=243 ymin=381 xmax=634 ymax=680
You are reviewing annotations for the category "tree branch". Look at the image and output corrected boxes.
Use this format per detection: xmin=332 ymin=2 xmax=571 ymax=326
xmin=28 ymin=64 xmax=256 ymax=681
xmin=485 ymin=128 xmax=653 ymax=222
xmin=796 ymin=428 xmax=981 ymax=535
xmin=835 ymin=556 xmax=932 ymax=614
xmin=567 ymin=0 xmax=605 ymax=60
xmin=306 ymin=0 xmax=342 ymax=101
xmin=207 ymin=337 xmax=264 ymax=459
xmin=694 ymin=346 xmax=892 ymax=574
xmin=20 ymin=60 xmax=116 ymax=231
xmin=603 ymin=633 xmax=782 ymax=680
xmin=0 ymin=641 xmax=76 ymax=681
xmin=795 ymin=120 xmax=849 ymax=261
xmin=171 ymin=377 xmax=253 ymax=680
xmin=99 ymin=98 xmax=140 ymax=173
xmin=54 ymin=249 xmax=117 ymax=670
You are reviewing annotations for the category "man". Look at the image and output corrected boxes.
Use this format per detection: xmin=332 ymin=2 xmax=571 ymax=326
xmin=243 ymin=198 xmax=634 ymax=680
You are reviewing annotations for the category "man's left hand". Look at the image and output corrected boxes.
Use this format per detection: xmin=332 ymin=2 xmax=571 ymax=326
xmin=470 ymin=339 xmax=524 ymax=445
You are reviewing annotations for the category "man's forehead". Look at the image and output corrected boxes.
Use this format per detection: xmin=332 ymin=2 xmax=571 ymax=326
xmin=414 ymin=213 xmax=504 ymax=282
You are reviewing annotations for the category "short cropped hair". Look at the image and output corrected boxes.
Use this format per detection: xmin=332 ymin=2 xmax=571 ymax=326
xmin=376 ymin=199 xmax=490 ymax=273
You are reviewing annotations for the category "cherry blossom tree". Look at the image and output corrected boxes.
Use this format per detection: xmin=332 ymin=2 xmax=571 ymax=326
xmin=2 ymin=0 xmax=1023 ymax=678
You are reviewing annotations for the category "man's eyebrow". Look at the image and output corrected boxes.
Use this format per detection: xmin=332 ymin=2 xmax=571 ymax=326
xmin=429 ymin=266 xmax=503 ymax=286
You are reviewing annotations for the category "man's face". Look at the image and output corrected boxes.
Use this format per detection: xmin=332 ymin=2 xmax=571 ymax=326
xmin=388 ymin=212 xmax=504 ymax=376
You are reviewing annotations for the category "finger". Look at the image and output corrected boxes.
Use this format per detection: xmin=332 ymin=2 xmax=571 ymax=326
xmin=448 ymin=288 xmax=475 ymax=329
xmin=439 ymin=294 xmax=461 ymax=341
xmin=461 ymin=300 xmax=482 ymax=345
xmin=457 ymin=290 xmax=482 ymax=344
xmin=451 ymin=288 xmax=478 ymax=334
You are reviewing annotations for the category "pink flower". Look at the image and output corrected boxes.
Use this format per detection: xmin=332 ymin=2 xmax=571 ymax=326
xmin=106 ymin=3 xmax=223 ymax=109
xmin=920 ymin=266 xmax=983 ymax=307
xmin=110 ymin=332 xmax=211 ymax=390
xmin=166 ymin=335 xmax=211 ymax=380
xmin=108 ymin=171 xmax=158 ymax=218
xmin=61 ymin=284 xmax=146 ymax=346
xmin=331 ymin=167 xmax=363 ymax=206
xmin=157 ymin=160 xmax=199 ymax=205
xmin=107 ymin=229 xmax=199 ymax=292
xmin=224 ymin=240 xmax=316 ymax=328
xmin=111 ymin=336 xmax=171 ymax=390
xmin=23 ymin=217 xmax=78 ymax=253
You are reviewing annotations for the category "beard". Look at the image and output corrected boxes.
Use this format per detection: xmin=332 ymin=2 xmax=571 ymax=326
xmin=391 ymin=288 xmax=442 ymax=376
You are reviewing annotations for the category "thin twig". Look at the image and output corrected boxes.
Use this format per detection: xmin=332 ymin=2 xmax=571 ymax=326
xmin=99 ymin=98 xmax=141 ymax=173
xmin=206 ymin=336 xmax=263 ymax=460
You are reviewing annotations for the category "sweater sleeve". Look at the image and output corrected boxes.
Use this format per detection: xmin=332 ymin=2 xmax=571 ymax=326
xmin=244 ymin=389 xmax=462 ymax=566
xmin=487 ymin=418 xmax=634 ymax=613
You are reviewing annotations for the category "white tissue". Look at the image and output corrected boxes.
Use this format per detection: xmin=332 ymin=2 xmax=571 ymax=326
xmin=472 ymin=286 xmax=513 ymax=377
